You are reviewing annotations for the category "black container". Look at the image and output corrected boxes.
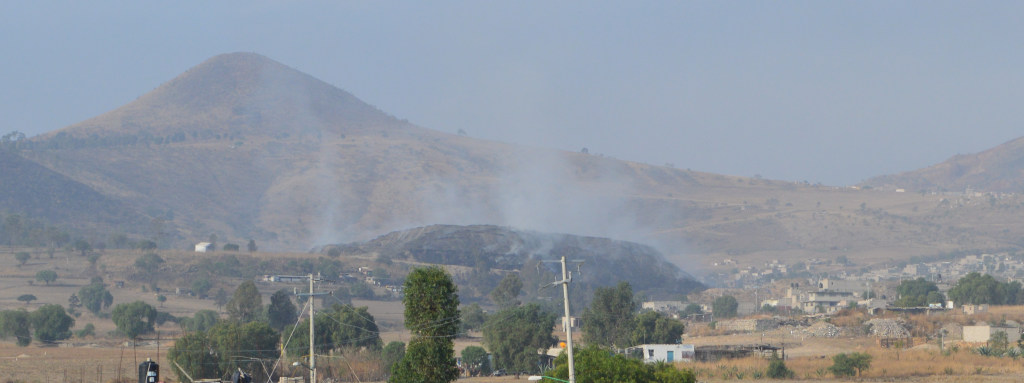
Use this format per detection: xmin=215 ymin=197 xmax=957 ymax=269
xmin=138 ymin=358 xmax=159 ymax=383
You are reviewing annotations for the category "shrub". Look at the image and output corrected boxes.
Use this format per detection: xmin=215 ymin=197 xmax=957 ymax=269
xmin=828 ymin=352 xmax=871 ymax=377
xmin=766 ymin=352 xmax=794 ymax=379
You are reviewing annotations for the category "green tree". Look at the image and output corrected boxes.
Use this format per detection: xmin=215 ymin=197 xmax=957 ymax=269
xmin=989 ymin=330 xmax=1010 ymax=353
xmin=330 ymin=305 xmax=382 ymax=350
xmin=14 ymin=252 xmax=30 ymax=266
xmin=712 ymin=295 xmax=739 ymax=319
xmin=73 ymin=239 xmax=92 ymax=257
xmin=222 ymin=243 xmax=239 ymax=251
xmin=582 ymin=282 xmax=637 ymax=347
xmin=29 ymin=304 xmax=74 ymax=342
xmin=181 ymin=309 xmax=219 ymax=332
xmin=111 ymin=301 xmax=157 ymax=340
xmin=461 ymin=345 xmax=492 ymax=376
xmin=214 ymin=288 xmax=229 ymax=310
xmin=828 ymin=352 xmax=871 ymax=377
xmin=247 ymin=239 xmax=257 ymax=252
xmin=35 ymin=270 xmax=58 ymax=285
xmin=134 ymin=252 xmax=164 ymax=270
xmin=0 ymin=310 xmax=32 ymax=346
xmin=547 ymin=345 xmax=696 ymax=383
xmin=191 ymin=277 xmax=213 ymax=297
xmin=75 ymin=323 xmax=95 ymax=338
xmin=207 ymin=321 xmax=280 ymax=382
xmin=267 ymin=289 xmax=298 ymax=331
xmin=633 ymin=311 xmax=685 ymax=345
xmin=226 ymin=280 xmax=262 ymax=323
xmin=157 ymin=294 xmax=167 ymax=307
xmin=766 ymin=351 xmax=794 ymax=379
xmin=17 ymin=294 xmax=36 ymax=304
xmin=78 ymin=282 xmax=114 ymax=314
xmin=483 ymin=303 xmax=557 ymax=373
xmin=168 ymin=331 xmax=220 ymax=380
xmin=460 ymin=303 xmax=487 ymax=333
xmin=894 ymin=278 xmax=942 ymax=307
xmin=390 ymin=266 xmax=460 ymax=383
xmin=681 ymin=303 xmax=703 ymax=317
xmin=382 ymin=341 xmax=405 ymax=376
xmin=948 ymin=272 xmax=1005 ymax=305
xmin=489 ymin=273 xmax=523 ymax=309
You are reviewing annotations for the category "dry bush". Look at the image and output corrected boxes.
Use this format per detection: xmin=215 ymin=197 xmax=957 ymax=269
xmin=312 ymin=348 xmax=387 ymax=382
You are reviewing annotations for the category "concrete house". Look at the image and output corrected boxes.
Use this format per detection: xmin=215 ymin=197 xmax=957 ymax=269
xmin=633 ymin=344 xmax=695 ymax=363
xmin=963 ymin=325 xmax=1021 ymax=343
xmin=194 ymin=242 xmax=214 ymax=252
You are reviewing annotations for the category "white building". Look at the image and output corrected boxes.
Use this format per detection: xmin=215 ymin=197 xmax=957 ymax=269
xmin=194 ymin=242 xmax=214 ymax=252
xmin=633 ymin=344 xmax=694 ymax=363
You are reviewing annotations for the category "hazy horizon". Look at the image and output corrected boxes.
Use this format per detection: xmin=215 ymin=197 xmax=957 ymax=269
xmin=3 ymin=2 xmax=1023 ymax=186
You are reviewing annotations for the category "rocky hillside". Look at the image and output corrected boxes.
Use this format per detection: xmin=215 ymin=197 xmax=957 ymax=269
xmin=321 ymin=224 xmax=704 ymax=300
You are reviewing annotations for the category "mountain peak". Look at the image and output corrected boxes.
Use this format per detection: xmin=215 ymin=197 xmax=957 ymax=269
xmin=42 ymin=52 xmax=403 ymax=141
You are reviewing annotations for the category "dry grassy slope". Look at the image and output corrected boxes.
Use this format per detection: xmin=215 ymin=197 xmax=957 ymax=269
xmin=14 ymin=52 xmax=1024 ymax=269
xmin=864 ymin=136 xmax=1024 ymax=193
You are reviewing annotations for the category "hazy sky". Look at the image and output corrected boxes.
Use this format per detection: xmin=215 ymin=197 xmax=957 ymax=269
xmin=3 ymin=2 xmax=1023 ymax=185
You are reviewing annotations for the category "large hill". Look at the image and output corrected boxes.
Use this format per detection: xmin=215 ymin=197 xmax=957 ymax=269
xmin=8 ymin=52 xmax=1024 ymax=275
xmin=863 ymin=137 xmax=1024 ymax=193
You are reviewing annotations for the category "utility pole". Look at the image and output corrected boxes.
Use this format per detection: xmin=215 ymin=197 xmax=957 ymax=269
xmin=549 ymin=256 xmax=577 ymax=383
xmin=289 ymin=273 xmax=325 ymax=383
xmin=309 ymin=273 xmax=316 ymax=383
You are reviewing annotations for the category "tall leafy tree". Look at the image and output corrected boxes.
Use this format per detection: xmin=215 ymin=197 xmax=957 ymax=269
xmin=330 ymin=305 xmax=382 ymax=350
xmin=712 ymin=295 xmax=739 ymax=319
xmin=632 ymin=311 xmax=685 ymax=345
xmin=14 ymin=252 xmax=30 ymax=266
xmin=948 ymin=272 xmax=1018 ymax=305
xmin=582 ymin=281 xmax=637 ymax=347
xmin=170 ymin=321 xmax=279 ymax=383
xmin=460 ymin=303 xmax=487 ymax=333
xmin=390 ymin=266 xmax=460 ymax=383
xmin=35 ymin=270 xmax=58 ymax=285
xmin=78 ymin=281 xmax=114 ymax=314
xmin=134 ymin=253 xmax=164 ymax=270
xmin=267 ymin=289 xmax=298 ymax=331
xmin=226 ymin=280 xmax=262 ymax=323
xmin=461 ymin=345 xmax=492 ymax=376
xmin=894 ymin=278 xmax=943 ymax=307
xmin=111 ymin=301 xmax=157 ymax=339
xmin=168 ymin=331 xmax=220 ymax=380
xmin=29 ymin=304 xmax=74 ymax=342
xmin=382 ymin=341 xmax=405 ymax=376
xmin=483 ymin=303 xmax=557 ymax=373
xmin=207 ymin=321 xmax=280 ymax=382
xmin=489 ymin=273 xmax=523 ymax=309
xmin=0 ymin=310 xmax=32 ymax=346
xmin=181 ymin=309 xmax=220 ymax=332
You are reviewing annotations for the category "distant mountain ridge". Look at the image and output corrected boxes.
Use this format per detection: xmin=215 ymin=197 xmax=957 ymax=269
xmin=863 ymin=137 xmax=1024 ymax=193
xmin=8 ymin=52 xmax=1024 ymax=273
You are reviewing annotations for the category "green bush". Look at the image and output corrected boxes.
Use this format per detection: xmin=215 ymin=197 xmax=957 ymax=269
xmin=766 ymin=352 xmax=794 ymax=379
xmin=828 ymin=352 xmax=871 ymax=377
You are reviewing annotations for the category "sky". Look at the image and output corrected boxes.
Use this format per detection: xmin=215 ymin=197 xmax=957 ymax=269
xmin=3 ymin=2 xmax=1024 ymax=186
